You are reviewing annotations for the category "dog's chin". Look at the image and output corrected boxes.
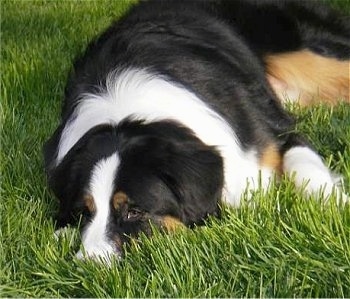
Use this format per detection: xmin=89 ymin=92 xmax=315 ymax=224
xmin=73 ymin=215 xmax=186 ymax=263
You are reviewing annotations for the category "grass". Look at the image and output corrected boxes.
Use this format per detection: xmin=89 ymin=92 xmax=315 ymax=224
xmin=1 ymin=0 xmax=350 ymax=297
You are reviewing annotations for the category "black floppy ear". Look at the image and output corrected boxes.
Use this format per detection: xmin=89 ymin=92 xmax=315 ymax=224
xmin=115 ymin=119 xmax=225 ymax=226
xmin=43 ymin=123 xmax=77 ymax=228
xmin=43 ymin=123 xmax=65 ymax=177
xmin=48 ymin=139 xmax=92 ymax=228
xmin=160 ymin=142 xmax=224 ymax=226
xmin=45 ymin=125 xmax=118 ymax=228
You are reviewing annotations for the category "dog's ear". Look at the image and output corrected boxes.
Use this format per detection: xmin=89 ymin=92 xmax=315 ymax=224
xmin=46 ymin=125 xmax=118 ymax=227
xmin=116 ymin=120 xmax=225 ymax=226
xmin=43 ymin=123 xmax=76 ymax=227
xmin=43 ymin=123 xmax=65 ymax=177
xmin=158 ymin=140 xmax=224 ymax=225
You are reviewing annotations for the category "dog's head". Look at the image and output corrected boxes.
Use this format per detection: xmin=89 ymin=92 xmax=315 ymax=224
xmin=47 ymin=119 xmax=223 ymax=260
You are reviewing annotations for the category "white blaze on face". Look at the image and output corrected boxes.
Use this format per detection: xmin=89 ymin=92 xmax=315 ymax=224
xmin=76 ymin=153 xmax=120 ymax=261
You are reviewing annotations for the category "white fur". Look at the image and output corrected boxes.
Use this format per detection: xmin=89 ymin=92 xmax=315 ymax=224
xmin=76 ymin=153 xmax=120 ymax=260
xmin=283 ymin=146 xmax=346 ymax=201
xmin=57 ymin=68 xmax=273 ymax=205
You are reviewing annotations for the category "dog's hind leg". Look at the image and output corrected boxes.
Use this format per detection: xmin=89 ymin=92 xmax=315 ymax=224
xmin=265 ymin=50 xmax=350 ymax=106
xmin=261 ymin=1 xmax=350 ymax=106
xmin=211 ymin=0 xmax=350 ymax=106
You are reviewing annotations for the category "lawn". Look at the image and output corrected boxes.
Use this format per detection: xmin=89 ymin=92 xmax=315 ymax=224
xmin=1 ymin=0 xmax=350 ymax=297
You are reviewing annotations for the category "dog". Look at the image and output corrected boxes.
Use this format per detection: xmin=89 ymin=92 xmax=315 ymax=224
xmin=44 ymin=0 xmax=350 ymax=260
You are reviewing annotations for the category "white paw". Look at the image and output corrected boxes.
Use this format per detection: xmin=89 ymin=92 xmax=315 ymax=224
xmin=54 ymin=227 xmax=69 ymax=240
xmin=75 ymin=246 xmax=121 ymax=264
xmin=283 ymin=146 xmax=349 ymax=203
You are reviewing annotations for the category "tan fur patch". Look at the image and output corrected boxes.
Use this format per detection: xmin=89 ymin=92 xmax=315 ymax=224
xmin=259 ymin=143 xmax=282 ymax=173
xmin=113 ymin=191 xmax=128 ymax=210
xmin=265 ymin=50 xmax=350 ymax=105
xmin=161 ymin=216 xmax=185 ymax=232
xmin=84 ymin=194 xmax=96 ymax=213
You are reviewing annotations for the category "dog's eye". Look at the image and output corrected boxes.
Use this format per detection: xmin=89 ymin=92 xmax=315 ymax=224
xmin=126 ymin=209 xmax=143 ymax=220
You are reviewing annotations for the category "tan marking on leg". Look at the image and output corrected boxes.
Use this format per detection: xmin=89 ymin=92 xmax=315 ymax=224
xmin=84 ymin=194 xmax=96 ymax=213
xmin=259 ymin=143 xmax=282 ymax=174
xmin=113 ymin=191 xmax=128 ymax=210
xmin=265 ymin=50 xmax=350 ymax=105
xmin=161 ymin=216 xmax=185 ymax=232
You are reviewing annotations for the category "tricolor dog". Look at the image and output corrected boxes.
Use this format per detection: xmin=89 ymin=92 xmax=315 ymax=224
xmin=44 ymin=0 xmax=350 ymax=260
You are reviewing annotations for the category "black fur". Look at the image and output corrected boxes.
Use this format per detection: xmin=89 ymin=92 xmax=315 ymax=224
xmin=44 ymin=0 xmax=349 ymax=248
xmin=48 ymin=124 xmax=118 ymax=227
xmin=48 ymin=120 xmax=224 ymax=230
xmin=115 ymin=120 xmax=223 ymax=226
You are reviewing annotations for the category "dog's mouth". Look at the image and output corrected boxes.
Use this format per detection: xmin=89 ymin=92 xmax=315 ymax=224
xmin=72 ymin=191 xmax=187 ymax=262
xmin=75 ymin=212 xmax=185 ymax=262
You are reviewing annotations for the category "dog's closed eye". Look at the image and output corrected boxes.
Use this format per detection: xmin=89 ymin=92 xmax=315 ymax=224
xmin=126 ymin=208 xmax=143 ymax=220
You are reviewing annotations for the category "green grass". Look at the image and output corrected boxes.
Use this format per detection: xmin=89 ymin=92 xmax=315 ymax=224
xmin=1 ymin=0 xmax=350 ymax=297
